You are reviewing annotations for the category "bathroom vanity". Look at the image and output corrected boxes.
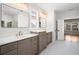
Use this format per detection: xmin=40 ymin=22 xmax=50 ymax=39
xmin=46 ymin=32 xmax=52 ymax=45
xmin=0 ymin=31 xmax=52 ymax=55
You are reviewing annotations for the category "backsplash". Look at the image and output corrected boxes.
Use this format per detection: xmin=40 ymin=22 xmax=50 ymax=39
xmin=0 ymin=28 xmax=29 ymax=38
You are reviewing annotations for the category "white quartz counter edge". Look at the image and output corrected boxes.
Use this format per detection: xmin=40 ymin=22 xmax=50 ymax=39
xmin=0 ymin=34 xmax=38 ymax=46
xmin=46 ymin=30 xmax=52 ymax=33
xmin=30 ymin=30 xmax=46 ymax=32
xmin=31 ymin=30 xmax=52 ymax=33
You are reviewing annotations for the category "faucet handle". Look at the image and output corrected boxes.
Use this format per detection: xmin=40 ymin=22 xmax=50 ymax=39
xmin=19 ymin=31 xmax=23 ymax=36
xmin=16 ymin=33 xmax=18 ymax=37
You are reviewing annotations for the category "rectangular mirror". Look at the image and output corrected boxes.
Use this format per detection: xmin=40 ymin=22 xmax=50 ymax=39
xmin=0 ymin=3 xmax=29 ymax=28
xmin=38 ymin=11 xmax=47 ymax=28
xmin=39 ymin=17 xmax=47 ymax=28
xmin=29 ymin=8 xmax=47 ymax=28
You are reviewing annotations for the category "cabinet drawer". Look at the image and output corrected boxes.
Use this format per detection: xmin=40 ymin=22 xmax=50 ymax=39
xmin=32 ymin=49 xmax=37 ymax=54
xmin=32 ymin=40 xmax=37 ymax=46
xmin=1 ymin=42 xmax=17 ymax=54
xmin=3 ymin=49 xmax=17 ymax=55
xmin=31 ymin=36 xmax=37 ymax=41
xmin=31 ymin=37 xmax=38 ymax=45
xmin=32 ymin=47 xmax=37 ymax=50
xmin=31 ymin=36 xmax=38 ymax=54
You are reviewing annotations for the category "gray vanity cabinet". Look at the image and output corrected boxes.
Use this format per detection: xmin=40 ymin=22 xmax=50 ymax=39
xmin=18 ymin=36 xmax=38 ymax=55
xmin=0 ymin=42 xmax=18 ymax=55
xmin=0 ymin=35 xmax=38 ymax=55
xmin=3 ymin=49 xmax=17 ymax=55
xmin=31 ymin=36 xmax=38 ymax=54
xmin=18 ymin=38 xmax=32 ymax=55
xmin=39 ymin=31 xmax=47 ymax=52
xmin=47 ymin=32 xmax=52 ymax=44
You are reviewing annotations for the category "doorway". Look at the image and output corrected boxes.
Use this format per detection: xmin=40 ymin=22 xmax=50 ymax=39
xmin=56 ymin=20 xmax=64 ymax=40
xmin=64 ymin=19 xmax=79 ymax=42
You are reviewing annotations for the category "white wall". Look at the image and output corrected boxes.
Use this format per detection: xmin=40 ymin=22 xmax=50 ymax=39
xmin=0 ymin=28 xmax=29 ymax=38
xmin=47 ymin=9 xmax=56 ymax=43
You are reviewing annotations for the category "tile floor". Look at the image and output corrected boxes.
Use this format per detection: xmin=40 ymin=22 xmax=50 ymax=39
xmin=40 ymin=40 xmax=79 ymax=55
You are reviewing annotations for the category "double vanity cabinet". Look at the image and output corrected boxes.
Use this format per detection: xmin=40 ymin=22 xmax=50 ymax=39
xmin=0 ymin=31 xmax=52 ymax=55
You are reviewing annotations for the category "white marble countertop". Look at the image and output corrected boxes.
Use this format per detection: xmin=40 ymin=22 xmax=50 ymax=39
xmin=0 ymin=33 xmax=38 ymax=46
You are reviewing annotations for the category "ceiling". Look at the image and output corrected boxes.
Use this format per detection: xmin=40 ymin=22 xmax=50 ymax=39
xmin=35 ymin=3 xmax=79 ymax=12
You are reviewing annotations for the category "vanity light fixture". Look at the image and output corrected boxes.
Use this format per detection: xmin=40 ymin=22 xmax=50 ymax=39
xmin=39 ymin=11 xmax=47 ymax=18
xmin=15 ymin=3 xmax=28 ymax=9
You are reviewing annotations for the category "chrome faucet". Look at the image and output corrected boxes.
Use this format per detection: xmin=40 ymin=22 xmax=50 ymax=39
xmin=18 ymin=31 xmax=23 ymax=36
xmin=16 ymin=31 xmax=23 ymax=37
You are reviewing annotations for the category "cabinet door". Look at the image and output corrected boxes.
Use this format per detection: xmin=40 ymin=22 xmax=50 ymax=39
xmin=1 ymin=42 xmax=17 ymax=55
xmin=39 ymin=32 xmax=47 ymax=52
xmin=49 ymin=32 xmax=52 ymax=43
xmin=18 ymin=38 xmax=32 ymax=55
xmin=48 ymin=33 xmax=50 ymax=44
xmin=31 ymin=36 xmax=38 ymax=54
xmin=47 ymin=33 xmax=49 ymax=44
xmin=38 ymin=32 xmax=43 ymax=52
xmin=17 ymin=40 xmax=23 ymax=55
xmin=42 ymin=32 xmax=47 ymax=48
xmin=38 ymin=33 xmax=44 ymax=52
xmin=22 ymin=38 xmax=32 ymax=55
xmin=47 ymin=32 xmax=52 ymax=44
